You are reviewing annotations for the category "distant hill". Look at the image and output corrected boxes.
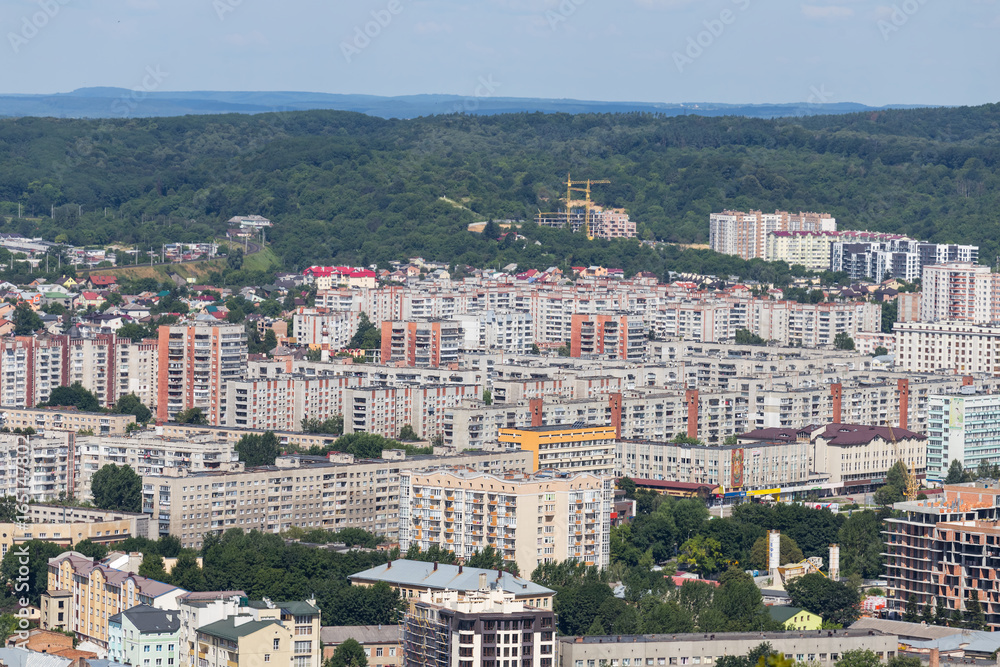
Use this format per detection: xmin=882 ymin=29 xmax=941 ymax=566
xmin=0 ymin=88 xmax=931 ymax=120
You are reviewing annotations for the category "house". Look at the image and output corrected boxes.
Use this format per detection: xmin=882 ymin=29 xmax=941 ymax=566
xmin=0 ymin=318 xmax=13 ymax=337
xmin=321 ymin=626 xmax=400 ymax=666
xmin=768 ymin=606 xmax=823 ymax=631
xmin=108 ymin=604 xmax=181 ymax=667
xmin=88 ymin=275 xmax=118 ymax=290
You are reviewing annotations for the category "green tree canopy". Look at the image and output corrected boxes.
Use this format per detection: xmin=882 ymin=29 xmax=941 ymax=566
xmin=324 ymin=639 xmax=368 ymax=667
xmin=91 ymin=463 xmax=142 ymax=512
xmin=235 ymin=431 xmax=282 ymax=467
xmin=786 ymin=572 xmax=861 ymax=627
xmin=40 ymin=382 xmax=101 ymax=411
xmin=113 ymin=393 xmax=152 ymax=423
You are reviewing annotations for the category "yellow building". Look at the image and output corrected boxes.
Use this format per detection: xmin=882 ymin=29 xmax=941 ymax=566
xmin=197 ymin=601 xmax=322 ymax=667
xmin=498 ymin=424 xmax=616 ymax=475
xmin=768 ymin=606 xmax=823 ymax=631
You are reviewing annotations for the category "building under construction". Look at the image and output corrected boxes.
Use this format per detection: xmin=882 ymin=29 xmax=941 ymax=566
xmin=535 ymin=174 xmax=637 ymax=240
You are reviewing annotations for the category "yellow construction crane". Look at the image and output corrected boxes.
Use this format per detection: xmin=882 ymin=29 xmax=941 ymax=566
xmin=887 ymin=423 xmax=919 ymax=501
xmin=565 ymin=173 xmax=610 ymax=240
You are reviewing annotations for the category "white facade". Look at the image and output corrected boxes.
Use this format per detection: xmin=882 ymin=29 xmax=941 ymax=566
xmin=895 ymin=321 xmax=1000 ymax=376
xmin=926 ymin=393 xmax=1000 ymax=481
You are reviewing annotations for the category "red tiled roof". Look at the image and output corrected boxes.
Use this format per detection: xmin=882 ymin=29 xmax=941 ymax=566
xmin=90 ymin=275 xmax=117 ymax=285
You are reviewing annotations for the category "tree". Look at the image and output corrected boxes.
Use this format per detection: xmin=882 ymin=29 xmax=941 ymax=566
xmin=881 ymin=301 xmax=898 ymax=334
xmin=945 ymin=459 xmax=972 ymax=484
xmin=158 ymin=534 xmax=182 ymax=557
xmin=41 ymin=383 xmax=101 ymax=411
xmin=465 ymin=546 xmax=518 ymax=575
xmin=835 ymin=650 xmax=881 ymax=667
xmin=833 ymin=333 xmax=855 ymax=351
xmin=113 ymin=393 xmax=152 ymax=423
xmin=227 ymin=246 xmax=244 ymax=270
xmin=749 ymin=534 xmax=802 ymax=570
xmin=0 ymin=540 xmax=65 ymax=606
xmin=530 ymin=343 xmax=540 ymax=354
xmin=734 ymin=329 xmax=765 ymax=345
xmin=0 ymin=614 xmax=19 ymax=646
xmin=785 ymin=572 xmax=861 ymax=626
xmin=678 ymin=534 xmax=724 ymax=575
xmin=171 ymin=551 xmax=207 ymax=590
xmin=12 ymin=302 xmax=42 ymax=335
xmin=349 ymin=313 xmax=381 ymax=350
xmin=482 ymin=389 xmax=493 ymax=405
xmin=837 ymin=511 xmax=883 ymax=579
xmin=262 ymin=329 xmax=278 ymax=352
xmin=235 ymin=431 xmax=281 ymax=467
xmin=887 ymin=657 xmax=921 ymax=667
xmin=934 ymin=597 xmax=948 ymax=626
xmin=920 ymin=603 xmax=933 ymax=625
xmin=872 ymin=346 xmax=888 ymax=357
xmin=73 ymin=538 xmax=109 ymax=560
xmin=174 ymin=407 xmax=208 ymax=424
xmin=324 ymin=639 xmax=368 ymax=667
xmin=301 ymin=416 xmax=344 ymax=435
xmin=90 ymin=463 xmax=142 ymax=512
xmin=903 ymin=594 xmax=918 ymax=622
xmin=138 ymin=552 xmax=168 ymax=582
xmin=397 ymin=425 xmax=419 ymax=441
xmin=964 ymin=594 xmax=985 ymax=630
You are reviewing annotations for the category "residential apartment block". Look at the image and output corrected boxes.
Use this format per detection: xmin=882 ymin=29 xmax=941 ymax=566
xmin=380 ymin=320 xmax=462 ymax=367
xmin=895 ymin=321 xmax=1000 ymax=375
xmin=920 ymin=262 xmax=1000 ymax=324
xmin=0 ymin=406 xmax=135 ymax=435
xmin=156 ymin=323 xmax=248 ymax=425
xmin=107 ymin=604 xmax=181 ymax=667
xmin=291 ymin=309 xmax=361 ymax=349
xmin=832 ymin=238 xmax=978 ymax=282
xmin=43 ymin=552 xmax=187 ymax=648
xmin=498 ymin=424 xmax=617 ymax=476
xmin=764 ymin=230 xmax=902 ymax=271
xmin=710 ymin=210 xmax=836 ymax=260
xmin=925 ymin=391 xmax=1000 ymax=481
xmin=570 ymin=314 xmax=646 ymax=360
xmin=398 ymin=468 xmax=612 ymax=574
xmin=454 ymin=311 xmax=535 ymax=355
xmin=196 ymin=600 xmax=322 ymax=667
xmin=403 ymin=588 xmax=556 ymax=667
xmin=142 ymin=450 xmax=534 ymax=548
xmin=883 ymin=482 xmax=1000 ymax=627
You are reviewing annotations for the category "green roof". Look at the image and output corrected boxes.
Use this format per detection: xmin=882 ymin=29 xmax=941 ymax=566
xmin=198 ymin=618 xmax=281 ymax=642
xmin=767 ymin=606 xmax=811 ymax=624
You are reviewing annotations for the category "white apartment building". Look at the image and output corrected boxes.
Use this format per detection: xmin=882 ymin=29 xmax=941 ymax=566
xmin=920 ymin=262 xmax=1000 ymax=324
xmin=0 ymin=431 xmax=74 ymax=502
xmin=398 ymin=468 xmax=613 ymax=574
xmin=895 ymin=321 xmax=1000 ymax=376
xmin=925 ymin=392 xmax=1000 ymax=481
xmin=142 ymin=450 xmax=534 ymax=547
xmin=710 ymin=210 xmax=836 ymax=260
xmin=223 ymin=375 xmax=363 ymax=432
xmin=291 ymin=309 xmax=361 ymax=348
xmin=454 ymin=311 xmax=534 ymax=355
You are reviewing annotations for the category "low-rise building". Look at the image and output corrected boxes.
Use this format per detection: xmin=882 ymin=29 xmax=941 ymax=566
xmin=321 ymin=625 xmax=401 ymax=667
xmin=557 ymin=630 xmax=899 ymax=667
xmin=108 ymin=604 xmax=181 ymax=667
xmin=0 ymin=504 xmax=148 ymax=559
xmin=0 ymin=407 xmax=135 ymax=435
xmin=196 ymin=600 xmax=322 ymax=667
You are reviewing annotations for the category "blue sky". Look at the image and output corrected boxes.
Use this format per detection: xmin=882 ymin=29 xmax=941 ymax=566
xmin=1 ymin=0 xmax=998 ymax=106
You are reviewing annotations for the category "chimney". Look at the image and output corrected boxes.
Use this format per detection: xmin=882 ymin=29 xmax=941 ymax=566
xmin=529 ymin=398 xmax=543 ymax=427
xmin=479 ymin=573 xmax=488 ymax=590
xmin=433 ymin=561 xmax=438 ymax=571
xmin=458 ymin=564 xmax=463 ymax=574
xmin=387 ymin=560 xmax=392 ymax=570
xmin=930 ymin=648 xmax=939 ymax=667
xmin=897 ymin=378 xmax=909 ymax=430
xmin=608 ymin=393 xmax=623 ymax=439
xmin=831 ymin=383 xmax=842 ymax=423
xmin=685 ymin=389 xmax=699 ymax=440
xmin=963 ymin=375 xmax=974 ymax=387
xmin=496 ymin=569 xmax=502 ymax=582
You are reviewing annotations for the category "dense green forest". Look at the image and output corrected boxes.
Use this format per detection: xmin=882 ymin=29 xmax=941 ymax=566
xmin=1 ymin=104 xmax=999 ymax=277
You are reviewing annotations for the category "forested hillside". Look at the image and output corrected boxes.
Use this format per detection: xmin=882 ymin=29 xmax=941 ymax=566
xmin=1 ymin=104 xmax=999 ymax=276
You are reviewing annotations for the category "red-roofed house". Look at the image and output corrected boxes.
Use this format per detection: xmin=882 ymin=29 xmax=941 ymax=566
xmin=348 ymin=269 xmax=377 ymax=289
xmin=88 ymin=275 xmax=118 ymax=289
xmin=79 ymin=291 xmax=104 ymax=308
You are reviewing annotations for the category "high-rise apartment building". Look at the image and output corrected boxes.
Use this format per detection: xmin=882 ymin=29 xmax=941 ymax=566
xmin=926 ymin=392 xmax=1000 ymax=481
xmin=764 ymin=230 xmax=900 ymax=271
xmin=402 ymin=588 xmax=556 ymax=667
xmin=398 ymin=469 xmax=612 ymax=574
xmin=569 ymin=313 xmax=646 ymax=360
xmin=832 ymin=239 xmax=979 ymax=282
xmin=710 ymin=210 xmax=836 ymax=260
xmin=920 ymin=262 xmax=1000 ymax=324
xmin=498 ymin=424 xmax=616 ymax=476
xmin=380 ymin=320 xmax=463 ymax=367
xmin=894 ymin=321 xmax=1000 ymax=376
xmin=884 ymin=482 xmax=1000 ymax=627
xmin=156 ymin=323 xmax=248 ymax=425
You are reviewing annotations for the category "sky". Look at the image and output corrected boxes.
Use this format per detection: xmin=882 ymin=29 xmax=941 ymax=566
xmin=0 ymin=0 xmax=998 ymax=106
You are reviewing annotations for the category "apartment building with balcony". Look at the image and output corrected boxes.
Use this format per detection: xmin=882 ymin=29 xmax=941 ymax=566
xmin=292 ymin=309 xmax=362 ymax=348
xmin=398 ymin=468 xmax=612 ymax=574
xmin=380 ymin=320 xmax=462 ymax=368
xmin=0 ymin=335 xmax=67 ymax=407
xmin=42 ymin=551 xmax=187 ymax=647
xmin=498 ymin=424 xmax=616 ymax=476
xmin=883 ymin=482 xmax=1000 ymax=627
xmin=710 ymin=210 xmax=836 ymax=260
xmin=0 ymin=431 xmax=75 ymax=502
xmin=156 ymin=324 xmax=248 ymax=425
xmin=764 ymin=230 xmax=902 ymax=271
xmin=832 ymin=238 xmax=978 ymax=282
xmin=342 ymin=384 xmax=480 ymax=440
xmin=0 ymin=406 xmax=135 ymax=434
xmin=142 ymin=450 xmax=533 ymax=548
xmin=402 ymin=588 xmax=556 ymax=667
xmin=895 ymin=321 xmax=1000 ymax=376
xmin=920 ymin=262 xmax=1000 ymax=324
xmin=454 ymin=311 xmax=534 ymax=355
xmin=223 ymin=375 xmax=363 ymax=432
xmin=925 ymin=391 xmax=1000 ymax=482
xmin=570 ymin=314 xmax=646 ymax=361
xmin=117 ymin=338 xmax=159 ymax=411
xmin=0 ymin=503 xmax=148 ymax=559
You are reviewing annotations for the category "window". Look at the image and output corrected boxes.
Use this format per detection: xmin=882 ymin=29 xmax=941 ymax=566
xmin=264 ymin=656 xmax=270 ymax=663
xmin=274 ymin=639 xmax=280 ymax=651
xmin=389 ymin=648 xmax=396 ymax=657
xmin=157 ymin=646 xmax=163 ymax=652
xmin=145 ymin=646 xmax=151 ymax=653
xmin=376 ymin=648 xmax=383 ymax=657
xmin=295 ymin=642 xmax=312 ymax=654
